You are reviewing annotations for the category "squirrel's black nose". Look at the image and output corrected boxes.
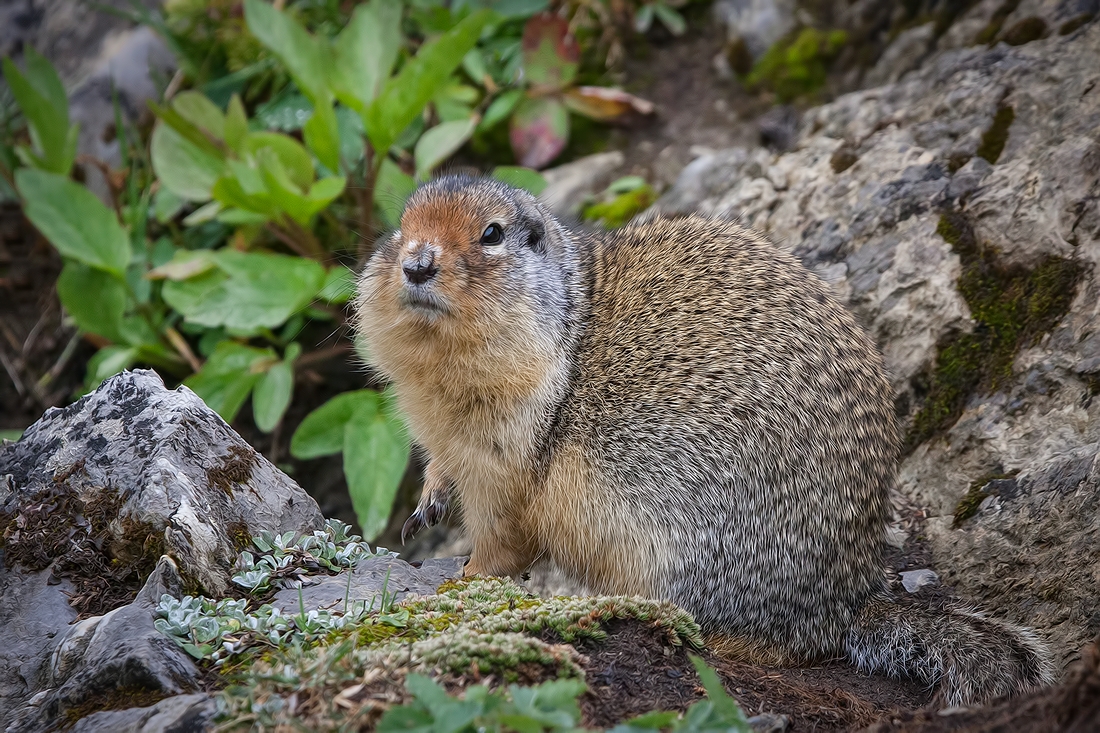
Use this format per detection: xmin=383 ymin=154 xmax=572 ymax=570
xmin=402 ymin=250 xmax=438 ymax=285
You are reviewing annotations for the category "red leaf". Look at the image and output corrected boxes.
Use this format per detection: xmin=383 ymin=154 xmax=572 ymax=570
xmin=509 ymin=96 xmax=570 ymax=169
xmin=522 ymin=14 xmax=579 ymax=92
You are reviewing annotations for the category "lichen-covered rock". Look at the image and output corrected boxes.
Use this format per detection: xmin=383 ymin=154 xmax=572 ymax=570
xmin=0 ymin=369 xmax=324 ymax=596
xmin=0 ymin=370 xmax=325 ymax=730
xmin=655 ymin=19 xmax=1100 ymax=662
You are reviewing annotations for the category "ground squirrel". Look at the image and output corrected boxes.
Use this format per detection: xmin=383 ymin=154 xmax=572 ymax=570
xmin=354 ymin=174 xmax=1055 ymax=706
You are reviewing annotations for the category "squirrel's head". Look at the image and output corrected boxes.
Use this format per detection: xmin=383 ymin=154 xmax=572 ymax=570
xmin=355 ymin=175 xmax=579 ymax=386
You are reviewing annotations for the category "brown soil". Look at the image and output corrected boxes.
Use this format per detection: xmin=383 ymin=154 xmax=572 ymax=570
xmin=0 ymin=202 xmax=93 ymax=432
xmin=576 ymin=619 xmax=930 ymax=731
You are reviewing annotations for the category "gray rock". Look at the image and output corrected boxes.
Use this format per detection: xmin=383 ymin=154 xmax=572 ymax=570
xmin=865 ymin=23 xmax=936 ymax=88
xmin=71 ymin=693 xmax=215 ymax=733
xmin=899 ymin=568 xmax=940 ymax=593
xmin=0 ymin=370 xmax=325 ymax=730
xmin=539 ymin=151 xmax=625 ymax=219
xmin=655 ymin=21 xmax=1100 ymax=663
xmin=0 ymin=369 xmax=325 ymax=596
xmin=747 ymin=712 xmax=790 ymax=732
xmin=271 ymin=555 xmax=465 ymax=615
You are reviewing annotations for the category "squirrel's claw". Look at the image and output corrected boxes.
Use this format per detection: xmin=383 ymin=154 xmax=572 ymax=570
xmin=400 ymin=497 xmax=448 ymax=544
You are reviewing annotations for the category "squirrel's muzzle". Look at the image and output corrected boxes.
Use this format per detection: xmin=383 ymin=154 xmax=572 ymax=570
xmin=401 ymin=247 xmax=438 ymax=285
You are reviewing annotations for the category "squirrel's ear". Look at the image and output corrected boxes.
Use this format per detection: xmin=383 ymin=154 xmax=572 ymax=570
xmin=524 ymin=216 xmax=545 ymax=254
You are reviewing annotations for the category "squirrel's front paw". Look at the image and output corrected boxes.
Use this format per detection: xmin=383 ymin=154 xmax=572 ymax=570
xmin=400 ymin=494 xmax=448 ymax=544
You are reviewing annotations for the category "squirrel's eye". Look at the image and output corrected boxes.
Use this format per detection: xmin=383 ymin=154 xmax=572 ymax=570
xmin=480 ymin=223 xmax=504 ymax=245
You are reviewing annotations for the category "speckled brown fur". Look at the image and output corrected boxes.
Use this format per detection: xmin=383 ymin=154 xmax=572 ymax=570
xmin=354 ymin=175 xmax=1055 ymax=706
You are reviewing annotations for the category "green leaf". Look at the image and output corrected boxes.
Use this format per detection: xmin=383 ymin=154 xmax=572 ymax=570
xmin=224 ymin=94 xmax=249 ymax=152
xmin=344 ymin=389 xmax=410 ymax=540
xmin=364 ymin=10 xmax=493 ymax=155
xmin=414 ymin=118 xmax=477 ymax=179
xmin=162 ymin=250 xmax=326 ymax=331
xmin=243 ymin=0 xmax=328 ymax=101
xmin=149 ymin=100 xmax=226 ymax=160
xmin=85 ymin=345 xmax=138 ymax=391
xmin=253 ymin=358 xmax=294 ymax=432
xmin=57 ymin=260 xmax=127 ymax=341
xmin=245 ymin=132 xmax=314 ymax=191
xmin=153 ymin=186 xmax=186 ymax=223
xmin=653 ymin=4 xmax=686 ymax=36
xmin=479 ymin=89 xmax=523 ymax=132
xmin=0 ymin=430 xmax=23 ymax=443
xmin=290 ymin=390 xmax=375 ymax=459
xmin=687 ymin=654 xmax=751 ymax=730
xmin=16 ymin=169 xmax=131 ymax=276
xmin=319 ymin=265 xmax=355 ymax=304
xmin=491 ymin=166 xmax=547 ymax=195
xmin=332 ymin=0 xmax=403 ymax=112
xmin=303 ymin=95 xmax=341 ymax=172
xmin=375 ymin=158 xmax=417 ymax=229
xmin=171 ymin=90 xmax=225 ymax=140
xmin=184 ymin=342 xmax=274 ymax=423
xmin=151 ymin=122 xmax=224 ymax=201
xmin=634 ymin=4 xmax=655 ymax=33
xmin=2 ymin=47 xmax=76 ymax=174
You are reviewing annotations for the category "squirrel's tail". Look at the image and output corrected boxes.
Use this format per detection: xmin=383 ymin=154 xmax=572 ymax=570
xmin=846 ymin=599 xmax=1057 ymax=707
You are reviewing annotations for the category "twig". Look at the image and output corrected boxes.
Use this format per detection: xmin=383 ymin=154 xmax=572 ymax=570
xmin=37 ymin=331 xmax=81 ymax=390
xmin=0 ymin=344 xmax=26 ymax=397
xmin=164 ymin=326 xmax=202 ymax=373
xmin=22 ymin=303 xmax=53 ymax=355
xmin=0 ymin=318 xmax=22 ymax=353
xmin=265 ymin=222 xmax=314 ymax=259
xmin=295 ymin=343 xmax=354 ymax=370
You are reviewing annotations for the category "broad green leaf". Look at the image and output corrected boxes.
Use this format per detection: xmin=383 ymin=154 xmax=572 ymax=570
xmin=171 ymin=90 xmax=225 ymax=139
xmin=85 ymin=345 xmax=138 ymax=391
xmin=290 ymin=390 xmax=376 ymax=459
xmin=492 ymin=0 xmax=550 ymax=18
xmin=688 ymin=654 xmax=751 ymax=729
xmin=57 ymin=260 xmax=127 ymax=341
xmin=344 ymin=390 xmax=410 ymax=540
xmin=148 ymin=101 xmax=226 ymax=160
xmin=491 ymin=166 xmax=547 ymax=195
xmin=364 ymin=10 xmax=492 ymax=155
xmin=147 ymin=250 xmax=217 ymax=281
xmin=3 ymin=47 xmax=76 ymax=174
xmin=0 ymin=430 xmax=23 ymax=443
xmin=182 ymin=200 xmax=223 ymax=226
xmin=479 ymin=89 xmax=523 ymax=132
xmin=303 ymin=95 xmax=341 ymax=172
xmin=414 ymin=118 xmax=477 ymax=179
xmin=153 ymin=186 xmax=186 ymax=223
xmin=151 ymin=122 xmax=224 ymax=201
xmin=634 ymin=3 xmax=655 ymax=33
xmin=509 ymin=96 xmax=569 ymax=169
xmin=653 ymin=3 xmax=686 ymax=35
xmin=432 ymin=82 xmax=479 ymax=123
xmin=184 ymin=342 xmax=274 ymax=423
xmin=253 ymin=89 xmax=313 ymax=132
xmin=224 ymin=95 xmax=249 ymax=153
xmin=374 ymin=158 xmax=416 ymax=229
xmin=521 ymin=14 xmax=579 ymax=91
xmin=162 ymin=250 xmax=326 ymax=331
xmin=16 ymin=169 xmax=131 ymax=276
xmin=244 ymin=0 xmax=328 ymax=101
xmin=332 ymin=0 xmax=403 ymax=112
xmin=245 ymin=132 xmax=314 ymax=191
xmin=336 ymin=106 xmax=366 ymax=168
xmin=253 ymin=358 xmax=294 ymax=432
xmin=318 ymin=265 xmax=355 ymax=304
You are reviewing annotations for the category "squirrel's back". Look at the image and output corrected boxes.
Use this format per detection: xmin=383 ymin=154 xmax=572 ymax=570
xmin=540 ymin=216 xmax=896 ymax=660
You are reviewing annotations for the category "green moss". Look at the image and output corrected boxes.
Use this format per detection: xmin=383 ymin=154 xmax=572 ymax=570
xmin=206 ymin=445 xmax=257 ymax=495
xmin=1001 ymin=17 xmax=1047 ymax=45
xmin=582 ymin=185 xmax=657 ymax=229
xmin=743 ymin=27 xmax=849 ymax=102
xmin=952 ymin=473 xmax=1013 ymax=527
xmin=975 ymin=0 xmax=1021 ymax=44
xmin=1060 ymin=13 xmax=1096 ymax=35
xmin=905 ymin=212 xmax=1087 ymax=451
xmin=725 ymin=36 xmax=754 ymax=76
xmin=213 ymin=576 xmax=703 ymax=729
xmin=830 ymin=144 xmax=859 ymax=174
xmin=975 ymin=104 xmax=1015 ymax=164
xmin=946 ymin=151 xmax=972 ymax=174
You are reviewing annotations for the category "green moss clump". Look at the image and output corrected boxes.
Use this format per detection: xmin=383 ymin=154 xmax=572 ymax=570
xmin=975 ymin=104 xmax=1015 ymax=164
xmin=1060 ymin=13 xmax=1096 ymax=35
xmin=1001 ymin=17 xmax=1048 ymax=45
xmin=63 ymin=686 xmax=168 ymax=726
xmin=974 ymin=0 xmax=1021 ymax=44
xmin=830 ymin=144 xmax=859 ymax=174
xmin=213 ymin=576 xmax=703 ymax=730
xmin=582 ymin=185 xmax=657 ymax=229
xmin=743 ymin=28 xmax=849 ymax=102
xmin=952 ymin=473 xmax=1014 ymax=527
xmin=905 ymin=212 xmax=1086 ymax=450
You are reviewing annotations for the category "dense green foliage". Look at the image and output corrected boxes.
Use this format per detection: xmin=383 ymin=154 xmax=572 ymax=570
xmin=0 ymin=0 xmax=661 ymax=539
